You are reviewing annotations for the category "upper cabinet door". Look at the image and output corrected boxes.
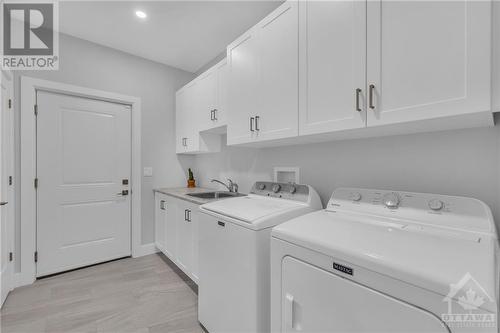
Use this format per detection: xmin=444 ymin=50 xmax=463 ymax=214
xmin=299 ymin=1 xmax=367 ymax=136
xmin=215 ymin=60 xmax=228 ymax=127
xmin=366 ymin=0 xmax=491 ymax=126
xmin=255 ymin=1 xmax=299 ymax=142
xmin=197 ymin=69 xmax=218 ymax=132
xmin=227 ymin=30 xmax=259 ymax=145
xmin=184 ymin=82 xmax=201 ymax=152
xmin=175 ymin=88 xmax=188 ymax=153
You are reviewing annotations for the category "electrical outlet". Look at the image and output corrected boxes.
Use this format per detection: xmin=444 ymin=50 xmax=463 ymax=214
xmin=143 ymin=167 xmax=153 ymax=177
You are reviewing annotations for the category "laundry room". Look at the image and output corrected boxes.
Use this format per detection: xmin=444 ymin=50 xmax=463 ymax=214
xmin=1 ymin=1 xmax=500 ymax=332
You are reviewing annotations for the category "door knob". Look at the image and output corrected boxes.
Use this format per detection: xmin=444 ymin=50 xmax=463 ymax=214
xmin=116 ymin=190 xmax=129 ymax=196
xmin=0 ymin=201 xmax=8 ymax=206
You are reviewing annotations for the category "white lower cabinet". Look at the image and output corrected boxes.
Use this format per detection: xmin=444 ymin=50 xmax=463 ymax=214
xmin=154 ymin=192 xmax=199 ymax=284
xmin=154 ymin=194 xmax=167 ymax=252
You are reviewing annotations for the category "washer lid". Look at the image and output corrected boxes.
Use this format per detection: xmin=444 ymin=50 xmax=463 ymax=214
xmin=272 ymin=210 xmax=498 ymax=313
xmin=201 ymin=195 xmax=306 ymax=224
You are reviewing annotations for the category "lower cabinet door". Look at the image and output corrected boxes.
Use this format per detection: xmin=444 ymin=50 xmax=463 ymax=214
xmin=154 ymin=194 xmax=166 ymax=252
xmin=281 ymin=256 xmax=448 ymax=332
xmin=190 ymin=205 xmax=199 ymax=283
xmin=163 ymin=196 xmax=177 ymax=260
xmin=176 ymin=201 xmax=194 ymax=275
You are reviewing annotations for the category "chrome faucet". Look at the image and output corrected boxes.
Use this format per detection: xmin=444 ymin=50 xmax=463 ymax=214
xmin=211 ymin=178 xmax=239 ymax=193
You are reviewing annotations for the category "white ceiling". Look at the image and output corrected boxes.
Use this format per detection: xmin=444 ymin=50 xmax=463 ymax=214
xmin=59 ymin=1 xmax=281 ymax=73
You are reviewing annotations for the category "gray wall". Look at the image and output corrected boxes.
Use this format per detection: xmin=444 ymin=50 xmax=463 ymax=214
xmin=13 ymin=34 xmax=195 ymax=268
xmin=194 ymin=123 xmax=500 ymax=231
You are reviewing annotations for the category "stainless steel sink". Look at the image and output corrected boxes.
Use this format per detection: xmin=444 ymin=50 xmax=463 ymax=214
xmin=187 ymin=191 xmax=245 ymax=199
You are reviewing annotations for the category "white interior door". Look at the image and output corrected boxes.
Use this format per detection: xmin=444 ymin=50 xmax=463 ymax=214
xmin=1 ymin=71 xmax=14 ymax=307
xmin=281 ymin=257 xmax=448 ymax=332
xmin=299 ymin=0 xmax=367 ymax=136
xmin=36 ymin=91 xmax=132 ymax=277
xmin=366 ymin=0 xmax=491 ymax=126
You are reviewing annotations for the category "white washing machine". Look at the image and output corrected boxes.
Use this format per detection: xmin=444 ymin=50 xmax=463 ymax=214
xmin=198 ymin=181 xmax=322 ymax=333
xmin=271 ymin=188 xmax=499 ymax=333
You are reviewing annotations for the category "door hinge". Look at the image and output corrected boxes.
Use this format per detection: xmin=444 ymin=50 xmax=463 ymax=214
xmin=34 ymin=178 xmax=38 ymax=189
xmin=34 ymin=251 xmax=38 ymax=263
xmin=9 ymin=252 xmax=13 ymax=262
xmin=34 ymin=104 xmax=38 ymax=116
xmin=9 ymin=176 xmax=12 ymax=186
xmin=8 ymin=99 xmax=12 ymax=109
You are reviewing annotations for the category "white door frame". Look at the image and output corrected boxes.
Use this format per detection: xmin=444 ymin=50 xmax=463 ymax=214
xmin=1 ymin=69 xmax=15 ymax=306
xmin=20 ymin=76 xmax=142 ymax=287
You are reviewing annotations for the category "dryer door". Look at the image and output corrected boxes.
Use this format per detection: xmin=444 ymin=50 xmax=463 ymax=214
xmin=281 ymin=256 xmax=449 ymax=332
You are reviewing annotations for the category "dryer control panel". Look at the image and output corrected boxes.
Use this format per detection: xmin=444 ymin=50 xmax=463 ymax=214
xmin=327 ymin=188 xmax=496 ymax=235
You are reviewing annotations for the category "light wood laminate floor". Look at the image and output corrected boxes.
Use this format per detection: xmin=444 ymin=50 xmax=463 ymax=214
xmin=0 ymin=254 xmax=204 ymax=333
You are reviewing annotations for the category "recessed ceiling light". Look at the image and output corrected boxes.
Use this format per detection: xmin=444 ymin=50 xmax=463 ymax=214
xmin=135 ymin=10 xmax=147 ymax=19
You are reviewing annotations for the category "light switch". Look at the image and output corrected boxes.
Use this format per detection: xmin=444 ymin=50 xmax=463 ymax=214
xmin=143 ymin=167 xmax=153 ymax=177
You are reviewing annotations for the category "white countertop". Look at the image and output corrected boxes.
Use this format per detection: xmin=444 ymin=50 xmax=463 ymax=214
xmin=153 ymin=187 xmax=219 ymax=205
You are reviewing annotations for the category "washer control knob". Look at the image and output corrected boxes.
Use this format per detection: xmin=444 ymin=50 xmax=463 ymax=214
xmin=349 ymin=192 xmax=362 ymax=202
xmin=428 ymin=199 xmax=444 ymax=211
xmin=272 ymin=184 xmax=281 ymax=193
xmin=258 ymin=183 xmax=266 ymax=191
xmin=383 ymin=192 xmax=400 ymax=209
xmin=289 ymin=186 xmax=297 ymax=194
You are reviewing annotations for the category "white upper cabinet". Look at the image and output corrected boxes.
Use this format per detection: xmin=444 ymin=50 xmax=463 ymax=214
xmin=255 ymin=1 xmax=299 ymax=142
xmin=227 ymin=29 xmax=259 ymax=145
xmin=198 ymin=59 xmax=228 ymax=132
xmin=175 ymin=87 xmax=189 ymax=153
xmin=176 ymin=72 xmax=222 ymax=154
xmin=179 ymin=0 xmax=493 ymax=151
xmin=215 ymin=60 xmax=228 ymax=127
xmin=176 ymin=81 xmax=202 ymax=154
xmin=299 ymin=1 xmax=367 ymax=136
xmin=197 ymin=69 xmax=218 ymax=132
xmin=366 ymin=0 xmax=491 ymax=126
xmin=227 ymin=1 xmax=299 ymax=145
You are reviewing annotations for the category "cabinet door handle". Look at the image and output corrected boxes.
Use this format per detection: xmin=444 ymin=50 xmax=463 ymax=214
xmin=355 ymin=88 xmax=362 ymax=112
xmin=213 ymin=109 xmax=217 ymax=121
xmin=255 ymin=116 xmax=260 ymax=131
xmin=184 ymin=209 xmax=188 ymax=221
xmin=210 ymin=110 xmax=213 ymax=121
xmin=250 ymin=117 xmax=255 ymax=132
xmin=217 ymin=221 xmax=225 ymax=227
xmin=369 ymin=84 xmax=375 ymax=110
xmin=188 ymin=210 xmax=191 ymax=222
xmin=160 ymin=200 xmax=166 ymax=210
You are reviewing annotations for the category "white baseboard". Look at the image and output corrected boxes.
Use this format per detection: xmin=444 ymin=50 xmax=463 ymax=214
xmin=133 ymin=243 xmax=159 ymax=258
xmin=13 ymin=272 xmax=34 ymax=289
